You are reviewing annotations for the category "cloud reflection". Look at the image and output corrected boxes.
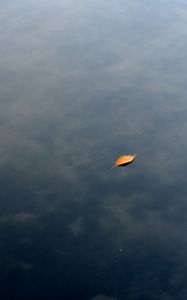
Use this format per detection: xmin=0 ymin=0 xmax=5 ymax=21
xmin=1 ymin=0 xmax=187 ymax=299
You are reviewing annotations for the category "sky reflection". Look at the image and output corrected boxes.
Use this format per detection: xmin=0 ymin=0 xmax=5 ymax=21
xmin=1 ymin=0 xmax=187 ymax=299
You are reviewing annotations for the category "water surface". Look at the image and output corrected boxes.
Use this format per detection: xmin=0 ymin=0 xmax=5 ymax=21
xmin=1 ymin=1 xmax=187 ymax=299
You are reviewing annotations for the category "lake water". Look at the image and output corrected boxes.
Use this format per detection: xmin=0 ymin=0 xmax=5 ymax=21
xmin=1 ymin=1 xmax=187 ymax=299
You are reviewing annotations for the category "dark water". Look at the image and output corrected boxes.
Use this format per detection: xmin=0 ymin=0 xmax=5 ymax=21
xmin=1 ymin=1 xmax=187 ymax=299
